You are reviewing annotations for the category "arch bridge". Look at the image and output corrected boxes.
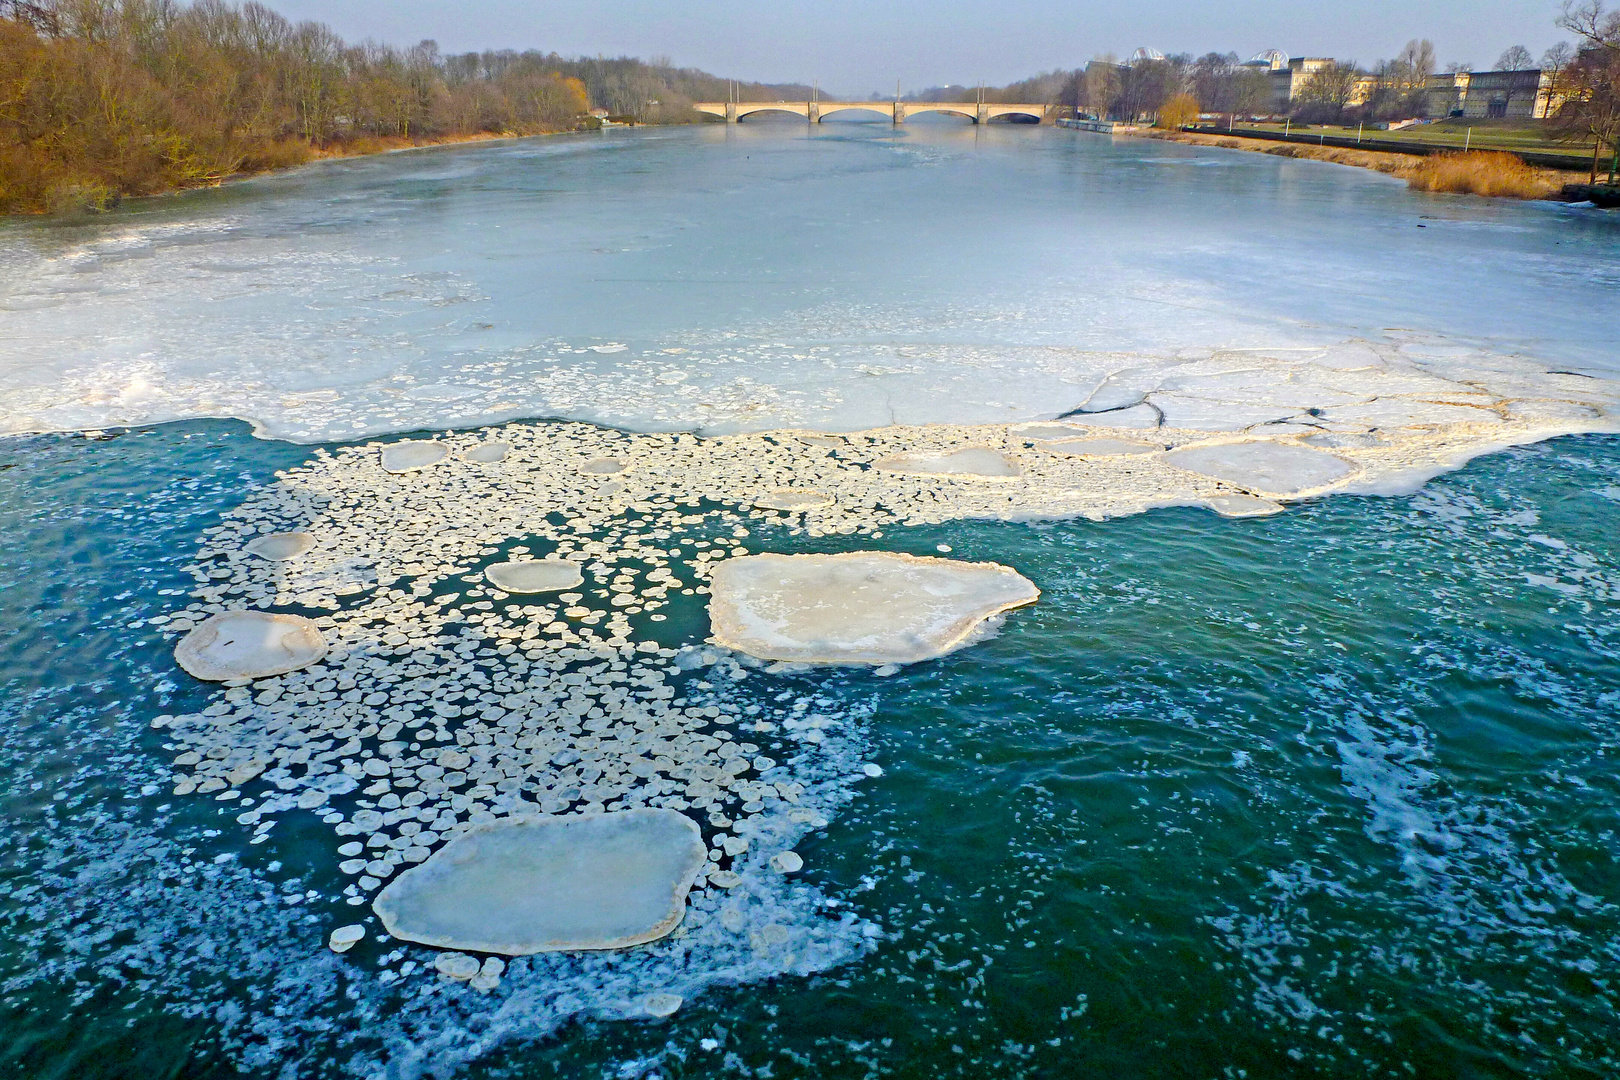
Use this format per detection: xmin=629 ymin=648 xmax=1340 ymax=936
xmin=693 ymin=100 xmax=1052 ymax=124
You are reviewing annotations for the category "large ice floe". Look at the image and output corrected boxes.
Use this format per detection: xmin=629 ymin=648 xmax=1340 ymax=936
xmin=375 ymin=809 xmax=706 ymax=954
xmin=144 ymin=339 xmax=1618 ymax=1050
xmin=708 ymin=552 xmax=1039 ymax=664
xmin=174 ymin=610 xmax=328 ymax=680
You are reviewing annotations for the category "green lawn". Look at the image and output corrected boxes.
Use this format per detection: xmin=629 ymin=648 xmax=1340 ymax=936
xmin=1220 ymin=119 xmax=1594 ymax=162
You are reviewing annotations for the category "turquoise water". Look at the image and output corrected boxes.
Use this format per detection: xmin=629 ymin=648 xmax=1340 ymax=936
xmin=2 ymin=422 xmax=1617 ymax=1077
xmin=2 ymin=125 xmax=1620 ymax=1078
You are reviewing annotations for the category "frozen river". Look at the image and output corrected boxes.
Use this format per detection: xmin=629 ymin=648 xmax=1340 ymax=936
xmin=0 ymin=124 xmax=1618 ymax=1080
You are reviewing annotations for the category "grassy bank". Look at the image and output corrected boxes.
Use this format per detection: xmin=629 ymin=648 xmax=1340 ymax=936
xmin=1144 ymin=129 xmax=1578 ymax=201
xmin=1224 ymin=118 xmax=1587 ymax=161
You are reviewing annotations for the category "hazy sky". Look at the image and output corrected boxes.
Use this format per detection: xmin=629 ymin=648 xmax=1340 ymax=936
xmin=266 ymin=0 xmax=1573 ymax=95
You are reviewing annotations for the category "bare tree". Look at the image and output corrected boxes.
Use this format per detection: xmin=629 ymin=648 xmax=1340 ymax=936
xmin=1542 ymin=41 xmax=1577 ymax=76
xmin=1396 ymin=39 xmax=1436 ymax=89
xmin=1496 ymin=45 xmax=1535 ymax=70
xmin=1296 ymin=61 xmax=1359 ymax=120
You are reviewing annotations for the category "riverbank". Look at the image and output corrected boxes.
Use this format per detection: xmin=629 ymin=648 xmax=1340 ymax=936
xmin=3 ymin=127 xmax=588 ymax=216
xmin=1140 ymin=128 xmax=1580 ymax=201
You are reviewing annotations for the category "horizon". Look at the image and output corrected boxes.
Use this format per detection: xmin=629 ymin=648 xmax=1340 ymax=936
xmin=265 ymin=0 xmax=1577 ymax=96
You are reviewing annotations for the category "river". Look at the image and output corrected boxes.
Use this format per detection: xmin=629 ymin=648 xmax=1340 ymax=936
xmin=0 ymin=122 xmax=1618 ymax=1079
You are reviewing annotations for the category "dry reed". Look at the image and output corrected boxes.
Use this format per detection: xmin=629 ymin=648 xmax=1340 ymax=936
xmin=1143 ymin=130 xmax=1574 ymax=202
xmin=1405 ymin=151 xmax=1563 ymax=200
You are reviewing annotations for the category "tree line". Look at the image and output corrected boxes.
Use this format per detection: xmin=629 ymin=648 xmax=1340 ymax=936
xmin=0 ymin=0 xmax=808 ymax=213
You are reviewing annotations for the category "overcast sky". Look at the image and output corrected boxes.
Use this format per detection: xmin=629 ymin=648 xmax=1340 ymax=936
xmin=265 ymin=0 xmax=1574 ymax=95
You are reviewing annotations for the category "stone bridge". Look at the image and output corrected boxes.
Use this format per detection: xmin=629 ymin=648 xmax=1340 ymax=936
xmin=693 ymin=101 xmax=1052 ymax=124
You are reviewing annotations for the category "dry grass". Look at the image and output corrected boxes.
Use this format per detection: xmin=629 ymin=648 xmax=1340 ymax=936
xmin=1405 ymin=151 xmax=1564 ymax=200
xmin=1142 ymin=130 xmax=1574 ymax=201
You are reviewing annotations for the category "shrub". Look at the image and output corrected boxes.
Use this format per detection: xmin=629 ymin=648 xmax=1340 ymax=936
xmin=1156 ymin=93 xmax=1199 ymax=129
xmin=1406 ymin=151 xmax=1562 ymax=199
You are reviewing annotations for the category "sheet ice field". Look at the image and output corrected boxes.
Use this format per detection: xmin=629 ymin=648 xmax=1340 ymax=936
xmin=0 ymin=125 xmax=1619 ymax=1079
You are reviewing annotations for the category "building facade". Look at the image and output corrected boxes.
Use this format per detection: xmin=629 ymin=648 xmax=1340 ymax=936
xmin=1424 ymin=69 xmax=1561 ymax=119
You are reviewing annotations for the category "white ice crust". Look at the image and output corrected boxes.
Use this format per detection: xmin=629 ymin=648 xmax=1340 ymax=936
xmin=1164 ymin=441 xmax=1358 ymax=498
xmin=483 ymin=559 xmax=585 ymax=593
xmin=174 ymin=610 xmax=327 ymax=680
xmin=708 ymin=552 xmax=1040 ymax=665
xmin=381 ymin=441 xmax=449 ymax=473
xmin=461 ymin=442 xmax=511 ymax=463
xmin=754 ymin=489 xmax=836 ymax=511
xmin=874 ymin=447 xmax=1023 ymax=478
xmin=373 ymin=809 xmax=706 ymax=954
xmin=1039 ymin=437 xmax=1159 ymax=457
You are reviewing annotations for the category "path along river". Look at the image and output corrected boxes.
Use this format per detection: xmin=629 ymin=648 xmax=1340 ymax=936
xmin=1 ymin=122 xmax=1619 ymax=1078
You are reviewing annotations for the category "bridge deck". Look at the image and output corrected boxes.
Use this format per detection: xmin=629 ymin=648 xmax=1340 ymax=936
xmin=693 ymin=101 xmax=1051 ymax=124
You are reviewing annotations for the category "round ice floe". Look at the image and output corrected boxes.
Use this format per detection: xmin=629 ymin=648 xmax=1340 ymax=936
xmin=581 ymin=457 xmax=626 ymax=475
xmin=461 ymin=442 xmax=511 ymax=463
xmin=1038 ymin=437 xmax=1158 ymax=457
xmin=754 ymin=489 xmax=835 ymax=511
xmin=484 ymin=559 xmax=585 ymax=593
xmin=373 ymin=809 xmax=706 ymax=955
xmin=641 ymin=992 xmax=683 ymax=1018
xmin=328 ymin=924 xmax=365 ymax=953
xmin=1205 ymin=494 xmax=1286 ymax=518
xmin=174 ymin=611 xmax=328 ymax=681
xmin=707 ymin=551 xmax=1039 ymax=665
xmin=770 ymin=851 xmax=804 ymax=874
xmin=1163 ymin=440 xmax=1356 ymax=498
xmin=243 ymin=532 xmax=316 ymax=561
xmin=381 ymin=441 xmax=449 ymax=473
xmin=874 ymin=448 xmax=1022 ymax=478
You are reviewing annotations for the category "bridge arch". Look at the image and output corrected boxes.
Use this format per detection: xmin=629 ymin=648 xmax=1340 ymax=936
xmin=901 ymin=104 xmax=979 ymax=122
xmin=816 ymin=105 xmax=893 ymax=122
xmin=736 ymin=106 xmax=809 ymax=122
xmin=733 ymin=102 xmax=810 ymax=122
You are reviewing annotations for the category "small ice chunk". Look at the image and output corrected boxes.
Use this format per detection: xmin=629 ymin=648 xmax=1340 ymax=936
xmin=328 ymin=924 xmax=365 ymax=953
xmin=461 ymin=442 xmax=511 ymax=463
xmin=1038 ymin=437 xmax=1158 ymax=457
xmin=434 ymin=952 xmax=481 ymax=980
xmin=381 ymin=441 xmax=449 ymax=473
xmin=174 ymin=611 xmax=328 ymax=681
xmin=582 ymin=457 xmax=626 ymax=475
xmin=244 ymin=532 xmax=316 ymax=561
xmin=641 ymin=992 xmax=682 ymax=1018
xmin=754 ymin=489 xmax=835 ymax=511
xmin=707 ymin=552 xmax=1038 ymax=664
xmin=874 ymin=447 xmax=1021 ymax=478
xmin=1164 ymin=440 xmax=1356 ymax=498
xmin=484 ymin=560 xmax=584 ymax=594
xmin=373 ymin=809 xmax=706 ymax=954
xmin=862 ymin=763 xmax=884 ymax=778
xmin=770 ymin=851 xmax=804 ymax=874
xmin=1206 ymin=494 xmax=1286 ymax=518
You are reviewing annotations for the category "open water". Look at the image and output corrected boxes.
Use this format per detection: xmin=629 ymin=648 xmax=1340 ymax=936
xmin=1 ymin=123 xmax=1619 ymax=1079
